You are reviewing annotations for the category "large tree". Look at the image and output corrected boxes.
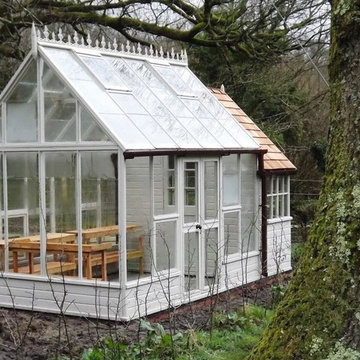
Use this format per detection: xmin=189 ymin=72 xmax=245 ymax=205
xmin=0 ymin=0 xmax=328 ymax=60
xmin=248 ymin=1 xmax=360 ymax=358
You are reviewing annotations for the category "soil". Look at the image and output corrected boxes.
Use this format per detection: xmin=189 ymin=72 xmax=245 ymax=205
xmin=0 ymin=273 xmax=291 ymax=360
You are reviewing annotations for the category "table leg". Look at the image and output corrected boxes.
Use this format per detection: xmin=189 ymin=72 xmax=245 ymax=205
xmin=13 ymin=251 xmax=18 ymax=272
xmin=101 ymin=251 xmax=107 ymax=281
xmin=29 ymin=253 xmax=34 ymax=274
xmin=86 ymin=254 xmax=92 ymax=280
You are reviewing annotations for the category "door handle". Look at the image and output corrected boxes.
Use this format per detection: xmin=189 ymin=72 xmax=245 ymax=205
xmin=195 ymin=224 xmax=202 ymax=230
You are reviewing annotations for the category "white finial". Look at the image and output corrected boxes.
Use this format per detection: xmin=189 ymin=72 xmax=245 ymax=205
xmin=126 ymin=41 xmax=130 ymax=52
xmin=121 ymin=43 xmax=125 ymax=52
xmin=31 ymin=22 xmax=37 ymax=57
xmin=183 ymin=49 xmax=188 ymax=62
xmin=220 ymin=84 xmax=225 ymax=92
xmin=160 ymin=46 xmax=164 ymax=57
xmin=166 ymin=51 xmax=170 ymax=59
xmin=81 ymin=36 xmax=85 ymax=46
xmin=67 ymin=34 xmax=72 ymax=44
xmin=171 ymin=47 xmax=175 ymax=59
xmin=87 ymin=32 xmax=92 ymax=47
xmin=144 ymin=47 xmax=148 ymax=56
xmin=58 ymin=28 xmax=63 ymax=42
xmin=155 ymin=49 xmax=158 ymax=57
xmin=137 ymin=42 xmax=142 ymax=54
xmin=149 ymin=44 xmax=154 ymax=56
xmin=73 ymin=31 xmax=79 ymax=44
xmin=101 ymin=35 xmax=106 ymax=49
xmin=95 ymin=39 xmax=99 ymax=48
xmin=44 ymin=25 xmax=49 ymax=40
xmin=113 ymin=38 xmax=118 ymax=51
xmin=51 ymin=31 xmax=56 ymax=42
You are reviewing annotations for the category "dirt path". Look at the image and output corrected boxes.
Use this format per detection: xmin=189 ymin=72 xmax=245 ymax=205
xmin=0 ymin=274 xmax=290 ymax=359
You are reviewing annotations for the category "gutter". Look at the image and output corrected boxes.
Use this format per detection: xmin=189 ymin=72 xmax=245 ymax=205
xmin=257 ymin=152 xmax=268 ymax=277
xmin=124 ymin=148 xmax=267 ymax=159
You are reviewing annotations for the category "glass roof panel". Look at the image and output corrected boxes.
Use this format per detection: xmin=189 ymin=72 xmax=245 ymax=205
xmin=110 ymin=92 xmax=148 ymax=115
xmin=182 ymin=98 xmax=240 ymax=147
xmin=172 ymin=65 xmax=259 ymax=148
xmin=107 ymin=56 xmax=201 ymax=148
xmin=128 ymin=114 xmax=177 ymax=148
xmin=100 ymin=113 xmax=154 ymax=149
xmin=77 ymin=55 xmax=128 ymax=90
xmin=151 ymin=64 xmax=193 ymax=96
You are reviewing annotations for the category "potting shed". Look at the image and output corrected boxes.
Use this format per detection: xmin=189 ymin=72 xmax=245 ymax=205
xmin=0 ymin=25 xmax=295 ymax=320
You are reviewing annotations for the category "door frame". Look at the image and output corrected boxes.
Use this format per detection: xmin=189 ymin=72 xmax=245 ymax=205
xmin=179 ymin=156 xmax=221 ymax=294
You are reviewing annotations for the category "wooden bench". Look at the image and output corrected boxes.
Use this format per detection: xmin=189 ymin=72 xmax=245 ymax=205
xmin=16 ymin=261 xmax=77 ymax=276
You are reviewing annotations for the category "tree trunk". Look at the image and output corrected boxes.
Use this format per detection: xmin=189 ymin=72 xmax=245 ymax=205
xmin=247 ymin=1 xmax=360 ymax=359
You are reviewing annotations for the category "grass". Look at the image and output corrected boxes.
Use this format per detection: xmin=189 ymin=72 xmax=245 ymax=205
xmin=81 ymin=305 xmax=273 ymax=360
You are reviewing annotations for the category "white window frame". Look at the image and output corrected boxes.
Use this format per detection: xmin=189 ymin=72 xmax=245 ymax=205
xmin=267 ymin=175 xmax=290 ymax=219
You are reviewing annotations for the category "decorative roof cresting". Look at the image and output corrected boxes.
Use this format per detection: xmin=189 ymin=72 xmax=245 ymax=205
xmin=31 ymin=23 xmax=188 ymax=64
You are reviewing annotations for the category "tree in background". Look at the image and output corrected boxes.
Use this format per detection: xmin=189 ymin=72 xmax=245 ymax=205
xmin=248 ymin=1 xmax=360 ymax=358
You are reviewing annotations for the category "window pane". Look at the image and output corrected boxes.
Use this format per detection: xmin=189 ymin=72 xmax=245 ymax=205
xmin=223 ymin=154 xmax=239 ymax=206
xmin=204 ymin=228 xmax=218 ymax=287
xmin=184 ymin=162 xmax=198 ymax=223
xmin=7 ymin=153 xmax=39 ymax=274
xmin=45 ymin=152 xmax=78 ymax=277
xmin=43 ymin=64 xmax=76 ymax=142
xmin=81 ymin=107 xmax=111 ymax=142
xmin=184 ymin=231 xmax=199 ymax=291
xmin=155 ymin=221 xmax=176 ymax=271
xmin=224 ymin=211 xmax=240 ymax=256
xmin=6 ymin=61 xmax=37 ymax=143
xmin=241 ymin=154 xmax=257 ymax=253
xmin=154 ymin=156 xmax=177 ymax=216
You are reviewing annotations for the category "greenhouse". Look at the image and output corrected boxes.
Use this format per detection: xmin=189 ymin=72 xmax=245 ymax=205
xmin=0 ymin=25 xmax=295 ymax=320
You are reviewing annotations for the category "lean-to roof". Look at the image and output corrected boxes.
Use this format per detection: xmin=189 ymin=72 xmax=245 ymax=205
xmin=210 ymin=88 xmax=296 ymax=173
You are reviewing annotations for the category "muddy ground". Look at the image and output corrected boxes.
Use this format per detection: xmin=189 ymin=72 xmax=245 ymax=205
xmin=0 ymin=274 xmax=291 ymax=360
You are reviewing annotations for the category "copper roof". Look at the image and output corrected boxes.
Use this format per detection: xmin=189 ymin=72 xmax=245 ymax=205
xmin=210 ymin=88 xmax=296 ymax=173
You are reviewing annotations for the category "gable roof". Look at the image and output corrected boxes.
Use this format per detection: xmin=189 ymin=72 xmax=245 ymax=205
xmin=210 ymin=88 xmax=296 ymax=173
xmin=1 ymin=26 xmax=260 ymax=153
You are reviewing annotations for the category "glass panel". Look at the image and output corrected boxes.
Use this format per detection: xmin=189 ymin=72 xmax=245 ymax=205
xmin=223 ymin=154 xmax=239 ymax=206
xmin=182 ymin=99 xmax=240 ymax=148
xmin=78 ymin=55 xmax=128 ymax=90
xmin=184 ymin=162 xmax=198 ymax=223
xmin=82 ymin=152 xmax=117 ymax=281
xmin=284 ymin=194 xmax=289 ymax=216
xmin=224 ymin=212 xmax=240 ymax=256
xmin=151 ymin=64 xmax=192 ymax=95
xmin=128 ymin=114 xmax=176 ymax=148
xmin=172 ymin=66 xmax=258 ymax=149
xmin=108 ymin=56 xmax=200 ymax=148
xmin=240 ymin=154 xmax=258 ymax=253
xmin=110 ymin=93 xmax=147 ymax=114
xmin=154 ymin=156 xmax=177 ymax=216
xmin=184 ymin=231 xmax=199 ymax=291
xmin=6 ymin=61 xmax=37 ymax=143
xmin=43 ymin=64 xmax=76 ymax=142
xmin=45 ymin=152 xmax=78 ymax=278
xmin=7 ymin=153 xmax=39 ymax=274
xmin=126 ymin=157 xmax=151 ymax=280
xmin=81 ymin=106 xmax=111 ymax=142
xmin=279 ymin=194 xmax=284 ymax=217
xmin=204 ymin=228 xmax=218 ymax=288
xmin=204 ymin=161 xmax=218 ymax=220
xmin=0 ymin=106 xmax=2 ymax=143
xmin=155 ymin=221 xmax=176 ymax=272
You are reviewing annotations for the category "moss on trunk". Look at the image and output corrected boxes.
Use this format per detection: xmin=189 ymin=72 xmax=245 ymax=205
xmin=247 ymin=1 xmax=360 ymax=358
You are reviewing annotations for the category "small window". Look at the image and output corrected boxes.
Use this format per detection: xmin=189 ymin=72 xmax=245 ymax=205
xmin=267 ymin=175 xmax=290 ymax=219
xmin=167 ymin=155 xmax=176 ymax=206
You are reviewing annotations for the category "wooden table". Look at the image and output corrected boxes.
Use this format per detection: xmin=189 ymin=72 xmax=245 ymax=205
xmin=66 ymin=224 xmax=140 ymax=243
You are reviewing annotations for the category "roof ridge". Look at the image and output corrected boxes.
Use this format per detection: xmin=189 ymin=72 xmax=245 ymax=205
xmin=34 ymin=24 xmax=188 ymax=65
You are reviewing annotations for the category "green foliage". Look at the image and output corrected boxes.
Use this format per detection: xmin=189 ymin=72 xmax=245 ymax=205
xmin=291 ymin=242 xmax=305 ymax=266
xmin=81 ymin=305 xmax=272 ymax=360
xmin=326 ymin=342 xmax=360 ymax=360
xmin=271 ymin=284 xmax=286 ymax=306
